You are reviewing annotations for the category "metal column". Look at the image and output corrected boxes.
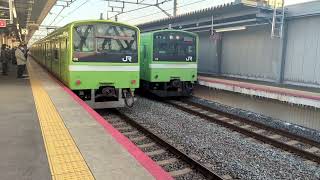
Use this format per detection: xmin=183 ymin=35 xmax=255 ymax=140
xmin=173 ymin=0 xmax=177 ymax=17
xmin=278 ymin=21 xmax=288 ymax=84
xmin=217 ymin=33 xmax=223 ymax=75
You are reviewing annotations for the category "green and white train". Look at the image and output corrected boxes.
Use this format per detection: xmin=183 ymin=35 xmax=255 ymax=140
xmin=31 ymin=20 xmax=140 ymax=108
xmin=140 ymin=30 xmax=198 ymax=97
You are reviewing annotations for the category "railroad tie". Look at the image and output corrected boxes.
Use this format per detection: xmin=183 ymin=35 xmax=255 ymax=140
xmin=156 ymin=158 xmax=178 ymax=166
xmin=146 ymin=149 xmax=166 ymax=156
xmin=207 ymin=113 xmax=219 ymax=118
xmin=137 ymin=142 xmax=156 ymax=148
xmin=199 ymin=110 xmax=209 ymax=114
xmin=227 ymin=120 xmax=239 ymax=125
xmin=176 ymin=102 xmax=187 ymax=106
xmin=221 ymin=174 xmax=233 ymax=180
xmin=108 ymin=118 xmax=122 ymax=123
xmin=117 ymin=126 xmax=132 ymax=131
xmin=268 ymin=134 xmax=282 ymax=139
xmin=218 ymin=117 xmax=230 ymax=121
xmin=122 ymin=131 xmax=139 ymax=136
xmin=305 ymin=147 xmax=320 ymax=153
xmin=189 ymin=154 xmax=201 ymax=161
xmin=130 ymin=136 xmax=147 ymax=142
xmin=240 ymin=125 xmax=251 ymax=129
xmin=253 ymin=129 xmax=266 ymax=134
xmin=285 ymin=140 xmax=300 ymax=146
xmin=192 ymin=107 xmax=202 ymax=111
xmin=111 ymin=121 xmax=126 ymax=126
xmin=169 ymin=168 xmax=192 ymax=177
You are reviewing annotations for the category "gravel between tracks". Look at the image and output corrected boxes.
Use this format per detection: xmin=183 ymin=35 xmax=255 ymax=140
xmin=119 ymin=97 xmax=320 ymax=180
xmin=189 ymin=96 xmax=320 ymax=144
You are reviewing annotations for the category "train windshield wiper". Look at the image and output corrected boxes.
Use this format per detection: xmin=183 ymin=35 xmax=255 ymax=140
xmin=95 ymin=35 xmax=134 ymax=41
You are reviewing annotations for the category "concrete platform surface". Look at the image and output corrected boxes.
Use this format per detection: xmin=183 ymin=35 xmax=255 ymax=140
xmin=0 ymin=63 xmax=51 ymax=180
xmin=198 ymin=76 xmax=320 ymax=108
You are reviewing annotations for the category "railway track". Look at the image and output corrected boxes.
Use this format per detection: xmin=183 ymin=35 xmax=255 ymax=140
xmin=167 ymin=99 xmax=320 ymax=164
xmin=100 ymin=110 xmax=226 ymax=180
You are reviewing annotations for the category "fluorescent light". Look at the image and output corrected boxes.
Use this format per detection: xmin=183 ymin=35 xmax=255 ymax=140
xmin=215 ymin=26 xmax=246 ymax=32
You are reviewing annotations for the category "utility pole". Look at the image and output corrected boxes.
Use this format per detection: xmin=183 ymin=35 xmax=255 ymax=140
xmin=173 ymin=0 xmax=177 ymax=16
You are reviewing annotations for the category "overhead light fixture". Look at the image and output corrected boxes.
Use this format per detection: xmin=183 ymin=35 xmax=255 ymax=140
xmin=215 ymin=26 xmax=246 ymax=32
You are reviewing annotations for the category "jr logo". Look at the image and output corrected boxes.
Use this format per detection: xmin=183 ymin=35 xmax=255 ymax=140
xmin=186 ymin=56 xmax=193 ymax=61
xmin=122 ymin=56 xmax=132 ymax=62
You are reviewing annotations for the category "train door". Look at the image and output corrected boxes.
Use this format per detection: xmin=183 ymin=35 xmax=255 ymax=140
xmin=45 ymin=43 xmax=48 ymax=65
xmin=58 ymin=40 xmax=62 ymax=79
xmin=60 ymin=38 xmax=68 ymax=83
xmin=52 ymin=41 xmax=60 ymax=77
xmin=141 ymin=44 xmax=147 ymax=78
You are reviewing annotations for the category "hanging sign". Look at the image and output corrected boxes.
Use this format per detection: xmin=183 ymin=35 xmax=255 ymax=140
xmin=0 ymin=20 xmax=7 ymax=28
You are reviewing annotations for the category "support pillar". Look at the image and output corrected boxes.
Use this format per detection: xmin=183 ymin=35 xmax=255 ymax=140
xmin=278 ymin=21 xmax=288 ymax=84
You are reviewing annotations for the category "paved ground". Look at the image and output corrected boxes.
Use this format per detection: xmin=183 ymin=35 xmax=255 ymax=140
xmin=0 ymin=63 xmax=51 ymax=180
xmin=29 ymin=59 xmax=160 ymax=180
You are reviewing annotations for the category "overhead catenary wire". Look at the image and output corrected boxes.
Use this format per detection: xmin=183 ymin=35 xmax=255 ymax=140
xmin=33 ymin=0 xmax=90 ymax=39
xmin=125 ymin=0 xmax=209 ymax=23
xmin=108 ymin=0 xmax=173 ymax=20
xmin=53 ymin=0 xmax=91 ymax=26
xmin=48 ymin=0 xmax=81 ymax=26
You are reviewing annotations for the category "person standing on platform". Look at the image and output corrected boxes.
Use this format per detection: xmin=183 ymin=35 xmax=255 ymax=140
xmin=1 ymin=44 xmax=8 ymax=76
xmin=15 ymin=44 xmax=27 ymax=78
xmin=11 ymin=47 xmax=16 ymax=64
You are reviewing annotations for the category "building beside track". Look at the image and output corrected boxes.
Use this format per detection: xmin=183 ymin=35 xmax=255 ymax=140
xmin=137 ymin=0 xmax=320 ymax=88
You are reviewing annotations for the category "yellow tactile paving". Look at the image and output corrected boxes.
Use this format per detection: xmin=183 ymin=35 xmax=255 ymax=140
xmin=27 ymin=62 xmax=94 ymax=180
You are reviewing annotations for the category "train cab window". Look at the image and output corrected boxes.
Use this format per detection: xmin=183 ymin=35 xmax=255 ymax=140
xmin=72 ymin=23 xmax=138 ymax=63
xmin=95 ymin=24 xmax=137 ymax=53
xmin=73 ymin=25 xmax=95 ymax=52
xmin=153 ymin=32 xmax=196 ymax=62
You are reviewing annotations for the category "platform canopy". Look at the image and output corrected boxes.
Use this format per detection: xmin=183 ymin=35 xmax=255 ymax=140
xmin=0 ymin=0 xmax=56 ymax=43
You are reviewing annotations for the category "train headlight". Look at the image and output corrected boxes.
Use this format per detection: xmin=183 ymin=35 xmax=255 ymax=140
xmin=154 ymin=75 xmax=159 ymax=79
xmin=192 ymin=74 xmax=195 ymax=78
xmin=131 ymin=80 xmax=136 ymax=84
xmin=75 ymin=80 xmax=81 ymax=85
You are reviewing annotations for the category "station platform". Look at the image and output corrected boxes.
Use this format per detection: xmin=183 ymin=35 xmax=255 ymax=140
xmin=0 ymin=59 xmax=171 ymax=180
xmin=198 ymin=75 xmax=320 ymax=108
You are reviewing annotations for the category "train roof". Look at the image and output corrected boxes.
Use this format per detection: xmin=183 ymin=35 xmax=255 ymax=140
xmin=33 ymin=19 xmax=140 ymax=45
xmin=141 ymin=29 xmax=198 ymax=37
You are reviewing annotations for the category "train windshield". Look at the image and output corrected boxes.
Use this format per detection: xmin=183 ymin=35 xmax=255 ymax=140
xmin=153 ymin=32 xmax=196 ymax=62
xmin=73 ymin=23 xmax=138 ymax=63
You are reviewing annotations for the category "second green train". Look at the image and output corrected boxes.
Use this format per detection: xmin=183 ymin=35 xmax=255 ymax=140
xmin=140 ymin=30 xmax=198 ymax=97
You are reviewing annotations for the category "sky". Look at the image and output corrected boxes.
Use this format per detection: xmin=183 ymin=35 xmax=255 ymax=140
xmin=29 ymin=0 xmax=317 ymax=43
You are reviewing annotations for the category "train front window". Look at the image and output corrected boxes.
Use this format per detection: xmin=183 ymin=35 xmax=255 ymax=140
xmin=95 ymin=24 xmax=137 ymax=54
xmin=73 ymin=23 xmax=138 ymax=63
xmin=153 ymin=32 xmax=196 ymax=62
xmin=73 ymin=25 xmax=95 ymax=52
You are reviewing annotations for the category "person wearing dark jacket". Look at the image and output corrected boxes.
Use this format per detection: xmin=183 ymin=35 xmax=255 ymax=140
xmin=1 ymin=44 xmax=8 ymax=75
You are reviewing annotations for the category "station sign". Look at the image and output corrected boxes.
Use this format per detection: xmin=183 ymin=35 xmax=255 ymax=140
xmin=0 ymin=20 xmax=7 ymax=28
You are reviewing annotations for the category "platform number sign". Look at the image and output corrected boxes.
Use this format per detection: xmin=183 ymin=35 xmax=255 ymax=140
xmin=0 ymin=20 xmax=6 ymax=28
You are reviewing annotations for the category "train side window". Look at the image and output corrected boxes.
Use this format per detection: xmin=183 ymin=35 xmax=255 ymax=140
xmin=54 ymin=49 xmax=59 ymax=60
